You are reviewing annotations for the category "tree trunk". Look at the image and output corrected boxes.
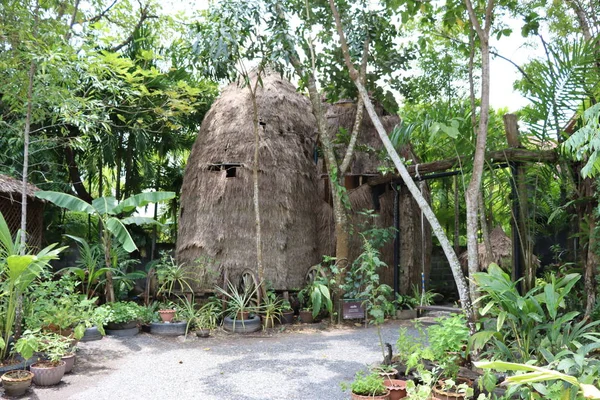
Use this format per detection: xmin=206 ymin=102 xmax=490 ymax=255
xmin=328 ymin=0 xmax=474 ymax=328
xmin=584 ymin=213 xmax=597 ymax=319
xmin=463 ymin=0 xmax=495 ymax=318
xmin=454 ymin=175 xmax=460 ymax=255
xmin=103 ymin=232 xmax=116 ymax=303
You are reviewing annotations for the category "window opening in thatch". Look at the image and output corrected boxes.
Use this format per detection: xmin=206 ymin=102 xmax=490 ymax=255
xmin=208 ymin=163 xmax=241 ymax=178
xmin=371 ymin=184 xmax=386 ymax=211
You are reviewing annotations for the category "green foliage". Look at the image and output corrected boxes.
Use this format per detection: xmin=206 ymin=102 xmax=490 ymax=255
xmin=100 ymin=301 xmax=144 ymax=324
xmin=563 ymin=103 xmax=600 ymax=178
xmin=471 ymin=264 xmax=597 ymax=365
xmin=214 ymin=280 xmax=259 ymax=324
xmin=152 ymin=252 xmax=198 ymax=298
xmin=344 ymin=370 xmax=388 ymax=397
xmin=428 ymin=315 xmax=470 ymax=380
xmin=37 ymin=332 xmax=75 ymax=363
xmin=476 ymin=360 xmax=600 ymax=400
xmin=298 ymin=278 xmax=333 ymax=319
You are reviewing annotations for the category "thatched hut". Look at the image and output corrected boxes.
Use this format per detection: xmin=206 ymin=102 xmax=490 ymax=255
xmin=459 ymin=226 xmax=539 ymax=272
xmin=318 ymin=100 xmax=432 ymax=294
xmin=176 ymin=73 xmax=321 ymax=292
xmin=0 ymin=174 xmax=44 ymax=249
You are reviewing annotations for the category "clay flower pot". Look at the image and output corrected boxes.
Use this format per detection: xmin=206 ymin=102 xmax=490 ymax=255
xmin=158 ymin=309 xmax=176 ymax=323
xmin=298 ymin=310 xmax=313 ymax=324
xmin=384 ymin=379 xmax=407 ymax=400
xmin=351 ymin=389 xmax=390 ymax=400
xmin=1 ymin=370 xmax=33 ymax=397
xmin=61 ymin=353 xmax=76 ymax=373
xmin=31 ymin=360 xmax=66 ymax=386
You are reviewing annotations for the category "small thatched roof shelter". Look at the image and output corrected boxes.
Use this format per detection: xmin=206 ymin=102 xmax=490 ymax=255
xmin=176 ymin=73 xmax=321 ymax=292
xmin=0 ymin=174 xmax=44 ymax=249
xmin=318 ymin=100 xmax=432 ymax=294
xmin=459 ymin=226 xmax=539 ymax=272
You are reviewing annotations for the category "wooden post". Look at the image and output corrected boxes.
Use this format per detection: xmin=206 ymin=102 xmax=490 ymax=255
xmin=503 ymin=114 xmax=534 ymax=291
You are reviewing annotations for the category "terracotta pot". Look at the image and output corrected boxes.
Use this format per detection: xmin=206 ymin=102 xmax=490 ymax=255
xmin=431 ymin=378 xmax=472 ymax=400
xmin=281 ymin=310 xmax=294 ymax=324
xmin=236 ymin=311 xmax=251 ymax=320
xmin=1 ymin=370 xmax=33 ymax=397
xmin=384 ymin=379 xmax=407 ymax=400
xmin=375 ymin=367 xmax=398 ymax=380
xmin=31 ymin=360 xmax=66 ymax=386
xmin=61 ymin=353 xmax=76 ymax=373
xmin=298 ymin=310 xmax=313 ymax=324
xmin=261 ymin=316 xmax=275 ymax=329
xmin=351 ymin=389 xmax=390 ymax=400
xmin=158 ymin=309 xmax=176 ymax=323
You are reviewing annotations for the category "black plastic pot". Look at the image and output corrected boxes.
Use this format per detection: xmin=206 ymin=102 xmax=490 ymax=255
xmin=223 ymin=315 xmax=261 ymax=333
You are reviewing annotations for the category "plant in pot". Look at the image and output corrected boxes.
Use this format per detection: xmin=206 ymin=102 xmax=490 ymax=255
xmin=195 ymin=297 xmax=221 ymax=337
xmin=154 ymin=252 xmax=197 ymax=322
xmin=297 ymin=278 xmax=332 ymax=323
xmin=101 ymin=301 xmax=144 ymax=336
xmin=215 ymin=280 xmax=261 ymax=333
xmin=0 ymin=329 xmax=38 ymax=397
xmin=280 ymin=299 xmax=294 ymax=324
xmin=31 ymin=332 xmax=70 ymax=386
xmin=428 ymin=315 xmax=472 ymax=399
xmin=343 ymin=370 xmax=390 ymax=400
xmin=261 ymin=289 xmax=284 ymax=329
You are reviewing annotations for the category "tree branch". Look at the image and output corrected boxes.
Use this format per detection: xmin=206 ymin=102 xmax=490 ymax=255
xmin=88 ymin=0 xmax=120 ymax=24
xmin=108 ymin=2 xmax=156 ymax=53
xmin=339 ymin=37 xmax=369 ymax=176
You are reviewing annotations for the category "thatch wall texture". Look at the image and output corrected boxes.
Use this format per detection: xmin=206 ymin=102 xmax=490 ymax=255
xmin=0 ymin=174 xmax=44 ymax=249
xmin=176 ymin=74 xmax=320 ymax=291
xmin=318 ymin=101 xmax=432 ymax=294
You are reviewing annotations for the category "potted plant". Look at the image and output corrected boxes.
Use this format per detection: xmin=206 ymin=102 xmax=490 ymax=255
xmin=261 ymin=290 xmax=283 ymax=329
xmin=343 ymin=370 xmax=390 ymax=400
xmin=153 ymin=252 xmax=197 ymax=322
xmin=431 ymin=378 xmax=474 ymax=400
xmin=101 ymin=301 xmax=143 ymax=336
xmin=298 ymin=279 xmax=332 ymax=323
xmin=78 ymin=301 xmax=108 ymax=342
xmin=394 ymin=293 xmax=418 ymax=320
xmin=0 ymin=330 xmax=38 ymax=397
xmin=280 ymin=299 xmax=294 ymax=324
xmin=215 ymin=280 xmax=261 ymax=333
xmin=31 ymin=332 xmax=69 ymax=386
xmin=195 ymin=297 xmax=221 ymax=337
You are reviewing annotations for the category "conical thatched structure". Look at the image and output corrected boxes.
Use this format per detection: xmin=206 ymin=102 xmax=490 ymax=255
xmin=318 ymin=100 xmax=432 ymax=294
xmin=176 ymin=73 xmax=320 ymax=291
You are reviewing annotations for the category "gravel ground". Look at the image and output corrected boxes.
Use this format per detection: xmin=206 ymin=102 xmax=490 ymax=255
xmin=14 ymin=320 xmax=419 ymax=400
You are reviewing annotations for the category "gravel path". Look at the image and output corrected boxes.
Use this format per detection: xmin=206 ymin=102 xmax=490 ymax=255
xmin=21 ymin=320 xmax=417 ymax=400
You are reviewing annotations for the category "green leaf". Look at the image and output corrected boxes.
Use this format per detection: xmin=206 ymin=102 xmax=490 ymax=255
xmin=106 ymin=217 xmax=137 ymax=252
xmin=92 ymin=197 xmax=118 ymax=215
xmin=120 ymin=217 xmax=162 ymax=226
xmin=115 ymin=192 xmax=176 ymax=214
xmin=35 ymin=191 xmax=95 ymax=214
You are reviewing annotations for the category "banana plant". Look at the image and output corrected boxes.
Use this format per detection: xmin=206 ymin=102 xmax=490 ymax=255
xmin=0 ymin=212 xmax=65 ymax=360
xmin=36 ymin=191 xmax=175 ymax=302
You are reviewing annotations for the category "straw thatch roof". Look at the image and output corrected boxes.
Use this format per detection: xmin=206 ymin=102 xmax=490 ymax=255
xmin=0 ymin=174 xmax=41 ymax=199
xmin=176 ymin=73 xmax=321 ymax=291
xmin=325 ymin=99 xmax=399 ymax=175
xmin=0 ymin=174 xmax=44 ymax=249
xmin=317 ymin=100 xmax=432 ymax=293
xmin=459 ymin=226 xmax=539 ymax=271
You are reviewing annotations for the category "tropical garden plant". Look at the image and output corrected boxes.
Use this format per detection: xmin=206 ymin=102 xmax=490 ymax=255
xmin=35 ymin=191 xmax=175 ymax=303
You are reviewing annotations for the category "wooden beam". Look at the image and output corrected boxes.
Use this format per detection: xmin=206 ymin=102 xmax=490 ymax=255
xmin=367 ymin=148 xmax=558 ymax=186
